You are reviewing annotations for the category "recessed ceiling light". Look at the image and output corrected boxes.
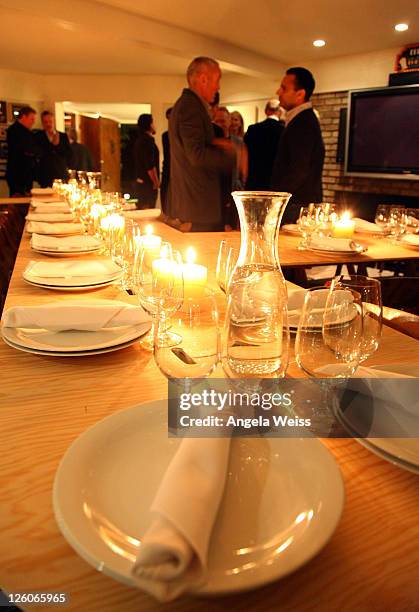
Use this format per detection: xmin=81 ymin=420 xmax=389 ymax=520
xmin=395 ymin=23 xmax=409 ymax=32
xmin=313 ymin=39 xmax=326 ymax=47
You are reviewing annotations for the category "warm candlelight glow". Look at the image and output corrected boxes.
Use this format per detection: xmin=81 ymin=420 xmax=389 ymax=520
xmin=185 ymin=247 xmax=196 ymax=264
xmin=145 ymin=225 xmax=153 ymax=236
xmin=181 ymin=247 xmax=207 ymax=298
xmin=332 ymin=211 xmax=355 ymax=238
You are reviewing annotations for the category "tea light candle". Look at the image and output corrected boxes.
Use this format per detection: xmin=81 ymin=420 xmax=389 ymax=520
xmin=139 ymin=225 xmax=162 ymax=249
xmin=332 ymin=211 xmax=355 ymax=238
xmin=181 ymin=247 xmax=207 ymax=298
xmin=152 ymin=258 xmax=182 ymax=291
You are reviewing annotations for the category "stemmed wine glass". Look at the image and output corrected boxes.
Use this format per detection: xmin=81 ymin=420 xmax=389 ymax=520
xmin=330 ymin=275 xmax=382 ymax=362
xmin=134 ymin=242 xmax=183 ymax=351
xmin=389 ymin=206 xmax=408 ymax=241
xmin=216 ymin=241 xmax=239 ymax=293
xmin=297 ymin=206 xmax=316 ymax=249
xmin=374 ymin=204 xmax=390 ymax=232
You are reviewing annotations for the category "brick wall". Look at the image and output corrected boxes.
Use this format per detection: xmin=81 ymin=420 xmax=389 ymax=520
xmin=312 ymin=90 xmax=419 ymax=202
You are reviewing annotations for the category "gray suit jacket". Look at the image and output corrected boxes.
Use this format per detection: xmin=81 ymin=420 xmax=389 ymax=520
xmin=168 ymin=88 xmax=232 ymax=229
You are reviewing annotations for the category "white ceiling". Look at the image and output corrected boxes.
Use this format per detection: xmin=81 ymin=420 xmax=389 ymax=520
xmin=0 ymin=0 xmax=417 ymax=75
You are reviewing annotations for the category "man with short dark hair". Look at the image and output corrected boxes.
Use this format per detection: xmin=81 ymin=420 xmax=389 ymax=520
xmin=35 ymin=111 xmax=73 ymax=186
xmin=6 ymin=106 xmax=39 ymax=196
xmin=271 ymin=67 xmax=325 ymax=224
xmin=244 ymin=98 xmax=284 ymax=190
xmin=168 ymin=56 xmax=235 ymax=232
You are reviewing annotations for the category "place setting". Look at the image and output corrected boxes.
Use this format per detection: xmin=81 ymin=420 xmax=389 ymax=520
xmin=30 ymin=233 xmax=103 ymax=256
xmin=1 ymin=299 xmax=151 ymax=357
xmin=22 ymin=258 xmax=123 ymax=291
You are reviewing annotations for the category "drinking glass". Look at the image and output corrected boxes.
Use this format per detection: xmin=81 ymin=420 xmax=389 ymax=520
xmin=134 ymin=242 xmax=183 ymax=351
xmin=154 ymin=289 xmax=220 ymax=385
xmin=297 ymin=206 xmax=316 ymax=249
xmin=222 ymin=268 xmax=289 ymax=378
xmin=216 ymin=241 xmax=238 ymax=293
xmin=295 ymin=286 xmax=363 ymax=379
xmin=330 ymin=275 xmax=382 ymax=362
xmin=375 ymin=204 xmax=390 ymax=230
xmin=389 ymin=206 xmax=407 ymax=241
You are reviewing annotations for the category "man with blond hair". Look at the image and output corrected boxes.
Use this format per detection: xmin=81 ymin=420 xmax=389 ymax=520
xmin=168 ymin=57 xmax=235 ymax=232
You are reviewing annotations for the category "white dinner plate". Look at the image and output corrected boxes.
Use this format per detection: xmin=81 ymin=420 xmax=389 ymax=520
xmin=1 ymin=334 xmax=145 ymax=357
xmin=2 ymin=321 xmax=149 ymax=352
xmin=31 ymin=248 xmax=102 ymax=258
xmin=22 ymin=277 xmax=121 ymax=291
xmin=337 ymin=364 xmax=419 ymax=474
xmin=308 ymin=245 xmax=368 ymax=255
xmin=23 ymin=267 xmax=122 ymax=288
xmin=53 ymin=401 xmax=344 ymax=595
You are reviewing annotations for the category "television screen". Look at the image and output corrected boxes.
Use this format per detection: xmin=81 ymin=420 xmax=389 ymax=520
xmin=345 ymin=85 xmax=419 ymax=179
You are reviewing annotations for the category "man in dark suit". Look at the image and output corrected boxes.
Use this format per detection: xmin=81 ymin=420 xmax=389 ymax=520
xmin=168 ymin=57 xmax=235 ymax=232
xmin=244 ymin=99 xmax=284 ymax=190
xmin=68 ymin=128 xmax=93 ymax=171
xmin=271 ymin=67 xmax=325 ymax=224
xmin=35 ymin=111 xmax=73 ymax=187
xmin=6 ymin=106 xmax=40 ymax=196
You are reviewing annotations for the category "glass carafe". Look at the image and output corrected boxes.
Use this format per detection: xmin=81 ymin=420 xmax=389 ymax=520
xmin=223 ymin=191 xmax=291 ymax=378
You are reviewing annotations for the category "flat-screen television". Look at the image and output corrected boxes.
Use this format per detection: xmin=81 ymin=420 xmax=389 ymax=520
xmin=344 ymin=85 xmax=419 ymax=180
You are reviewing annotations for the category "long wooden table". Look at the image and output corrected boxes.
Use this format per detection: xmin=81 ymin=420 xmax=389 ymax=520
xmin=1 ymin=221 xmax=419 ymax=611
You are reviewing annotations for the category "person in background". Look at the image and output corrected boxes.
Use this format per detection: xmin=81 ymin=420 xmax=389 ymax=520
xmin=244 ymin=99 xmax=284 ymax=190
xmin=230 ymin=110 xmax=245 ymax=139
xmin=134 ymin=114 xmax=160 ymax=209
xmin=68 ymin=128 xmax=93 ymax=171
xmin=168 ymin=56 xmax=235 ymax=232
xmin=35 ymin=111 xmax=73 ymax=187
xmin=271 ymin=67 xmax=324 ymax=224
xmin=6 ymin=106 xmax=39 ymax=196
xmin=209 ymin=92 xmax=224 ymax=138
xmin=160 ymin=107 xmax=172 ymax=214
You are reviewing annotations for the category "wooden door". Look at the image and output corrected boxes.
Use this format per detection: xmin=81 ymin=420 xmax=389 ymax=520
xmin=79 ymin=115 xmax=101 ymax=171
xmin=99 ymin=117 xmax=120 ymax=192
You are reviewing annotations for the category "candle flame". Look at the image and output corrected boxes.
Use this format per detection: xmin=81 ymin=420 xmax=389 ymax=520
xmin=145 ymin=225 xmax=153 ymax=236
xmin=185 ymin=247 xmax=196 ymax=264
xmin=342 ymin=211 xmax=351 ymax=222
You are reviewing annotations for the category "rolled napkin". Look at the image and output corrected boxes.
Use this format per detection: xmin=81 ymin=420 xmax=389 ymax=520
xmin=31 ymin=202 xmax=71 ymax=213
xmin=309 ymin=236 xmax=362 ymax=252
xmin=31 ymin=233 xmax=101 ymax=251
xmin=401 ymin=233 xmax=419 ymax=247
xmin=26 ymin=221 xmax=83 ymax=235
xmin=123 ymin=209 xmax=161 ymax=221
xmin=2 ymin=302 xmax=151 ymax=331
xmin=354 ymin=218 xmax=386 ymax=233
xmin=131 ymin=437 xmax=231 ymax=602
xmin=26 ymin=212 xmax=73 ymax=222
xmin=24 ymin=259 xmax=121 ymax=279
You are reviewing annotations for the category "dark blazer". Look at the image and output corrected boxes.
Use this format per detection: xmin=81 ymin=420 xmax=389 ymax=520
xmin=168 ymin=88 xmax=233 ymax=230
xmin=70 ymin=142 xmax=93 ymax=171
xmin=35 ymin=130 xmax=73 ymax=187
xmin=271 ymin=109 xmax=324 ymax=223
xmin=244 ymin=117 xmax=284 ymax=190
xmin=160 ymin=130 xmax=170 ymax=213
xmin=6 ymin=121 xmax=40 ymax=195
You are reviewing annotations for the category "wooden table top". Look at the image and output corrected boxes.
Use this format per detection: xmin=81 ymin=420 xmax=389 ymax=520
xmin=1 ymin=222 xmax=419 ymax=611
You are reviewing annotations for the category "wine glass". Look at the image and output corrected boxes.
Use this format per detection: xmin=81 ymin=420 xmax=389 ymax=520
xmin=222 ymin=268 xmax=289 ymax=378
xmin=295 ymin=286 xmax=363 ymax=379
xmin=134 ymin=242 xmax=183 ymax=351
xmin=216 ymin=241 xmax=239 ymax=293
xmin=330 ymin=275 xmax=382 ymax=362
xmin=374 ymin=204 xmax=390 ymax=231
xmin=297 ymin=206 xmax=316 ymax=249
xmin=389 ymin=206 xmax=407 ymax=241
xmin=154 ymin=288 xmax=220 ymax=387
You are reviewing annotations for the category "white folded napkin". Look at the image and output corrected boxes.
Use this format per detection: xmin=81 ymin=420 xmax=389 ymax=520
xmin=401 ymin=234 xmax=419 ymax=247
xmin=309 ymin=237 xmax=356 ymax=252
xmin=131 ymin=437 xmax=231 ymax=602
xmin=24 ymin=259 xmax=121 ymax=279
xmin=31 ymin=202 xmax=71 ymax=213
xmin=354 ymin=218 xmax=385 ymax=233
xmin=26 ymin=212 xmax=73 ymax=222
xmin=123 ymin=209 xmax=161 ymax=220
xmin=31 ymin=187 xmax=54 ymax=195
xmin=2 ymin=302 xmax=151 ymax=331
xmin=31 ymin=233 xmax=101 ymax=251
xmin=26 ymin=221 xmax=83 ymax=235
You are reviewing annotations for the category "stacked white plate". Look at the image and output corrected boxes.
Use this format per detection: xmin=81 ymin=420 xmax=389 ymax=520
xmin=26 ymin=220 xmax=84 ymax=235
xmin=308 ymin=237 xmax=368 ymax=255
xmin=1 ymin=299 xmax=151 ymax=357
xmin=23 ymin=259 xmax=122 ymax=291
xmin=31 ymin=233 xmax=102 ymax=256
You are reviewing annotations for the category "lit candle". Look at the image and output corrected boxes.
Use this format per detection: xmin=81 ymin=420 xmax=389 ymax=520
xmin=139 ymin=225 xmax=162 ymax=249
xmin=332 ymin=211 xmax=355 ymax=238
xmin=152 ymin=258 xmax=182 ymax=292
xmin=181 ymin=247 xmax=207 ymax=298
